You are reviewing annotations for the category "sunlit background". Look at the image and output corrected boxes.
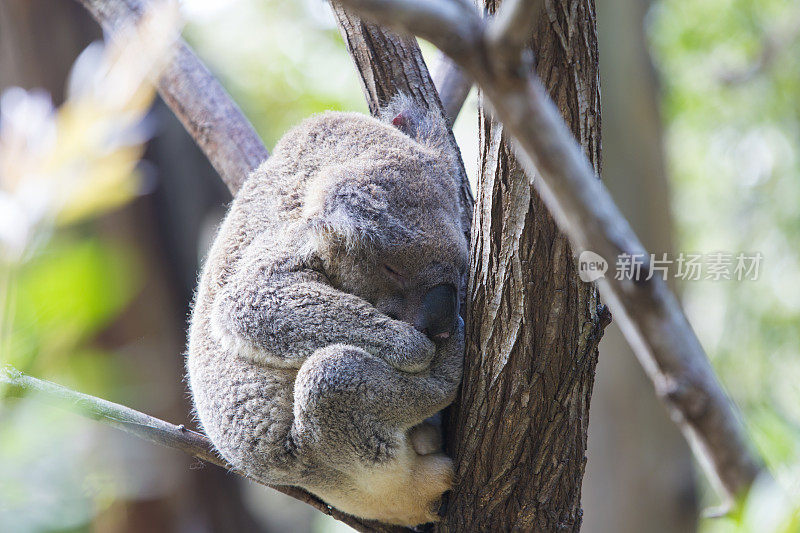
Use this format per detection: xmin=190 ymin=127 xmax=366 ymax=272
xmin=0 ymin=0 xmax=798 ymax=531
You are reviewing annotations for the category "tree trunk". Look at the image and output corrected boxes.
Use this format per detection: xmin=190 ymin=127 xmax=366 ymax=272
xmin=441 ymin=1 xmax=604 ymax=530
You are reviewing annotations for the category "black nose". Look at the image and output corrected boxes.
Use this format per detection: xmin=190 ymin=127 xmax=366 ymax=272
xmin=419 ymin=284 xmax=458 ymax=341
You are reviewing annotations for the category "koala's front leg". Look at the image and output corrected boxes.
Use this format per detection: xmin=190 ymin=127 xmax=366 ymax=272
xmin=291 ymin=321 xmax=464 ymax=526
xmin=296 ymin=319 xmax=464 ymax=428
xmin=213 ymin=267 xmax=436 ymax=373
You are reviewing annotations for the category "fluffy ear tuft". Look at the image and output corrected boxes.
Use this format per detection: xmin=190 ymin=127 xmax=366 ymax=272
xmin=303 ymin=178 xmax=407 ymax=252
xmin=380 ymin=93 xmax=450 ymax=153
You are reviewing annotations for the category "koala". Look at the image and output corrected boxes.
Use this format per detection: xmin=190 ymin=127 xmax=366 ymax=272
xmin=186 ymin=95 xmax=468 ymax=527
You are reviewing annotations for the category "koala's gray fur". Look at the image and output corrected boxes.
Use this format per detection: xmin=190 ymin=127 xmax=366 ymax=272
xmin=187 ymin=95 xmax=468 ymax=526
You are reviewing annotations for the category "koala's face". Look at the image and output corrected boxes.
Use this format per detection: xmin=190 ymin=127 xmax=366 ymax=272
xmin=304 ymin=116 xmax=468 ymax=343
xmin=371 ymin=239 xmax=465 ymax=341
xmin=331 ymin=239 xmax=466 ymax=341
xmin=321 ymin=210 xmax=468 ymax=342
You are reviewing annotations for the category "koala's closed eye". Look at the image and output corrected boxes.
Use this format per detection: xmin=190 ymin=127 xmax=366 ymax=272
xmin=382 ymin=263 xmax=405 ymax=285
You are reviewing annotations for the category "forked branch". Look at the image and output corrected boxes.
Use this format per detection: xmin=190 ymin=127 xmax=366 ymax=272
xmin=332 ymin=0 xmax=765 ymax=507
xmin=336 ymin=0 xmax=483 ymax=63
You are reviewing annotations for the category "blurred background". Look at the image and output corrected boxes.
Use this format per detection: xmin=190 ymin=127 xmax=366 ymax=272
xmin=0 ymin=0 xmax=798 ymax=531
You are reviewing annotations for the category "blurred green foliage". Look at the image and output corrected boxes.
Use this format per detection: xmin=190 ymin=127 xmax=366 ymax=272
xmin=5 ymin=236 xmax=139 ymax=379
xmin=1 ymin=399 xmax=115 ymax=532
xmin=0 ymin=232 xmax=142 ymax=532
xmin=651 ymin=0 xmax=800 ymax=529
xmin=1 ymin=5 xmax=170 ymax=529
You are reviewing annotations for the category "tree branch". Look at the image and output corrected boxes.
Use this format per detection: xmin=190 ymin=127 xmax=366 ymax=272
xmin=1 ymin=366 xmax=224 ymax=466
xmin=335 ymin=0 xmax=483 ymax=63
xmin=333 ymin=0 xmax=765 ymax=505
xmin=0 ymin=366 xmax=390 ymax=533
xmin=431 ymin=53 xmax=471 ymax=128
xmin=77 ymin=0 xmax=268 ymax=194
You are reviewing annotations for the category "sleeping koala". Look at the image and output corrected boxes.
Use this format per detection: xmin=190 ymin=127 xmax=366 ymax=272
xmin=186 ymin=95 xmax=468 ymax=527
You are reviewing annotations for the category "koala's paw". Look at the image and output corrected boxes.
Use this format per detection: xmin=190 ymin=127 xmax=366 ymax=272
xmin=375 ymin=454 xmax=454 ymax=526
xmin=343 ymin=452 xmax=453 ymax=527
xmin=387 ymin=322 xmax=436 ymax=374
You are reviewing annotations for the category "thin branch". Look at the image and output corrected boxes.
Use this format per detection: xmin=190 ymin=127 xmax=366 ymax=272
xmin=336 ymin=0 xmax=484 ymax=63
xmin=1 ymin=366 xmax=224 ymax=466
xmin=333 ymin=0 xmax=765 ymax=505
xmin=431 ymin=53 xmax=472 ymax=128
xmin=77 ymin=0 xmax=268 ymax=194
xmin=0 ymin=366 xmax=386 ymax=533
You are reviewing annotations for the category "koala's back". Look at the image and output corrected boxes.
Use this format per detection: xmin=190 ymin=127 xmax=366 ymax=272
xmin=187 ymin=111 xmax=442 ymax=485
xmin=187 ymin=326 xmax=298 ymax=479
xmin=204 ymin=111 xmax=434 ymax=280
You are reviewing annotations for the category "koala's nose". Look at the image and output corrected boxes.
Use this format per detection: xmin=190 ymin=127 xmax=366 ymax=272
xmin=417 ymin=284 xmax=458 ymax=341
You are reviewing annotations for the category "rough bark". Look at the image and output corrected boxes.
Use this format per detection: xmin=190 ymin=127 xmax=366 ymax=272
xmin=438 ymin=1 xmax=604 ymax=530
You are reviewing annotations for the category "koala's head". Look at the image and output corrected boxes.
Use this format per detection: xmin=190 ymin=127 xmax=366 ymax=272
xmin=303 ymin=97 xmax=468 ymax=341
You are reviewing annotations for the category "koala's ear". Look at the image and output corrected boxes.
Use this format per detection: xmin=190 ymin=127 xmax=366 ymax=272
xmin=380 ymin=93 xmax=449 ymax=152
xmin=303 ymin=178 xmax=398 ymax=250
xmin=390 ymin=111 xmax=412 ymax=134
